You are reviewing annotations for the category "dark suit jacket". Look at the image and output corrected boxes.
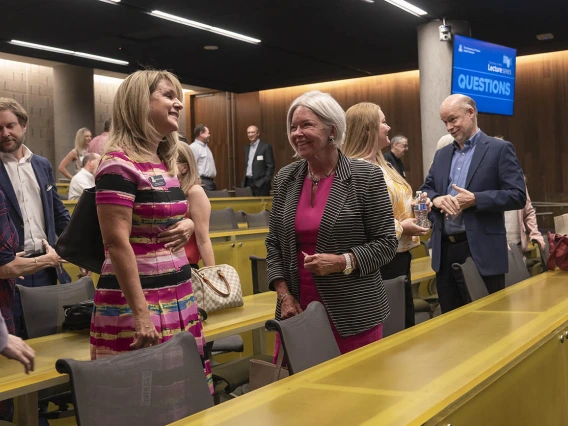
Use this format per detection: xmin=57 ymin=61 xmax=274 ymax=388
xmin=383 ymin=150 xmax=405 ymax=178
xmin=420 ymin=131 xmax=526 ymax=276
xmin=266 ymin=151 xmax=397 ymax=337
xmin=242 ymin=141 xmax=275 ymax=188
xmin=0 ymin=154 xmax=70 ymax=281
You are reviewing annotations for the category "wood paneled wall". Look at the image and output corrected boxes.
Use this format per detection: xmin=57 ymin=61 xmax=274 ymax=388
xmin=477 ymin=50 xmax=568 ymax=202
xmin=258 ymin=71 xmax=424 ymax=191
xmin=190 ymin=93 xmax=232 ymax=190
xmin=188 ymin=50 xmax=568 ymax=202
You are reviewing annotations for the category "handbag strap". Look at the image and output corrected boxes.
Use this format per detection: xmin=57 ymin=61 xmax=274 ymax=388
xmin=196 ymin=269 xmax=231 ymax=297
xmin=272 ymin=343 xmax=285 ymax=382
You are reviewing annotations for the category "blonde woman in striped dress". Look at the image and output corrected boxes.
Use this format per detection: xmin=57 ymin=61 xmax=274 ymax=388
xmin=343 ymin=102 xmax=430 ymax=328
xmin=91 ymin=70 xmax=213 ymax=394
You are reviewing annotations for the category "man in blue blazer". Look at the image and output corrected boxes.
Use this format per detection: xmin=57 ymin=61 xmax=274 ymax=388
xmin=0 ymin=97 xmax=70 ymax=337
xmin=242 ymin=125 xmax=274 ymax=196
xmin=420 ymin=94 xmax=526 ymax=313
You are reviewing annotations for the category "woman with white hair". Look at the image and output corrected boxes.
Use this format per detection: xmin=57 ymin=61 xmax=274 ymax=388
xmin=91 ymin=70 xmax=212 ymax=392
xmin=266 ymin=90 xmax=397 ymax=354
xmin=58 ymin=127 xmax=92 ymax=179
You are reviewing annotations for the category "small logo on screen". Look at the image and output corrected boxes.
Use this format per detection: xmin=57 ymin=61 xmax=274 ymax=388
xmin=458 ymin=44 xmax=463 ymax=52
xmin=503 ymin=55 xmax=512 ymax=68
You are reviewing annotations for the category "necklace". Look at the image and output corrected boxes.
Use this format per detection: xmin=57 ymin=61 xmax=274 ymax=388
xmin=308 ymin=157 xmax=338 ymax=187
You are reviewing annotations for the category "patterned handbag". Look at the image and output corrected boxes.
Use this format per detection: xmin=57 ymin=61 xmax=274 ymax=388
xmin=191 ymin=264 xmax=244 ymax=313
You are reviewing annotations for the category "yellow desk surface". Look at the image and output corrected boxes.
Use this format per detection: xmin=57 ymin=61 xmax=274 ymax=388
xmin=209 ymin=197 xmax=272 ymax=213
xmin=172 ymin=270 xmax=568 ymax=426
xmin=0 ymin=292 xmax=276 ymax=425
xmin=410 ymin=256 xmax=435 ymax=284
xmin=209 ymin=227 xmax=269 ymax=240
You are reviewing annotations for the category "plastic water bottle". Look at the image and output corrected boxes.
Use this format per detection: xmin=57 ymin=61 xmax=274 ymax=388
xmin=413 ymin=191 xmax=431 ymax=229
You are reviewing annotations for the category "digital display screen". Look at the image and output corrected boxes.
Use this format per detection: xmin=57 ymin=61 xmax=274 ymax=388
xmin=452 ymin=34 xmax=517 ymax=116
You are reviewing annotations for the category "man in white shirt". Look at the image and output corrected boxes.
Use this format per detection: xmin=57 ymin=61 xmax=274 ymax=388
xmin=0 ymin=97 xmax=70 ymax=339
xmin=242 ymin=125 xmax=274 ymax=196
xmin=189 ymin=124 xmax=217 ymax=190
xmin=68 ymin=153 xmax=100 ymax=200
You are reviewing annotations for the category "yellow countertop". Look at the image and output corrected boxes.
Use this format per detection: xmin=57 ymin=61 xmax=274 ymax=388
xmin=0 ymin=292 xmax=276 ymax=401
xmin=171 ymin=270 xmax=568 ymax=426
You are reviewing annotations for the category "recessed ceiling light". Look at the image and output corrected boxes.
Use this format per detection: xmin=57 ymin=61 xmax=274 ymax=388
xmin=98 ymin=0 xmax=120 ymax=4
xmin=382 ymin=0 xmax=427 ymax=17
xmin=151 ymin=10 xmax=261 ymax=44
xmin=361 ymin=0 xmax=375 ymax=3
xmin=9 ymin=40 xmax=129 ymax=65
xmin=536 ymin=33 xmax=554 ymax=41
xmin=204 ymin=45 xmax=219 ymax=51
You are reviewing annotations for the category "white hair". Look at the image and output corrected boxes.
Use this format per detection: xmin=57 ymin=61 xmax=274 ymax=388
xmin=437 ymin=134 xmax=454 ymax=150
xmin=286 ymin=91 xmax=346 ymax=149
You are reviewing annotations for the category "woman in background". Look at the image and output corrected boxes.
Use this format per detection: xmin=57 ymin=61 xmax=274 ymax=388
xmin=58 ymin=127 xmax=92 ymax=179
xmin=343 ymin=102 xmax=430 ymax=328
xmin=91 ymin=69 xmax=212 ymax=393
xmin=176 ymin=141 xmax=215 ymax=268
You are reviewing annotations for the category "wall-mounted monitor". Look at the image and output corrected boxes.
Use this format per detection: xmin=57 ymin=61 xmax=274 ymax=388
xmin=451 ymin=34 xmax=517 ymax=116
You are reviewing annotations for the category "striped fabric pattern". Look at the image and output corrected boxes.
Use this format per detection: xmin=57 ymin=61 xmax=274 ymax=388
xmin=90 ymin=151 xmax=212 ymax=392
xmin=266 ymin=151 xmax=398 ymax=337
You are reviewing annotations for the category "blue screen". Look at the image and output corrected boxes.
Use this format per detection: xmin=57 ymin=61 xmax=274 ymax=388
xmin=451 ymin=34 xmax=516 ymax=116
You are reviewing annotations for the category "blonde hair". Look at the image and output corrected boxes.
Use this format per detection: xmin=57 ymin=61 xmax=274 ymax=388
xmin=176 ymin=140 xmax=200 ymax=194
xmin=343 ymin=102 xmax=410 ymax=191
xmin=0 ymin=97 xmax=28 ymax=127
xmin=74 ymin=127 xmax=91 ymax=154
xmin=104 ymin=70 xmax=183 ymax=175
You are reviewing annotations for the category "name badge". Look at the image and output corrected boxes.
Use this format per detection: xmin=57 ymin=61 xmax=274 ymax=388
xmin=257 ymin=155 xmax=264 ymax=161
xmin=149 ymin=175 xmax=166 ymax=187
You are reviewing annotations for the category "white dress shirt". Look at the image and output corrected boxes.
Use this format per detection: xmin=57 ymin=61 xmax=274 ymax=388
xmin=189 ymin=140 xmax=217 ymax=178
xmin=246 ymin=139 xmax=260 ymax=177
xmin=0 ymin=145 xmax=47 ymax=252
xmin=68 ymin=167 xmax=95 ymax=200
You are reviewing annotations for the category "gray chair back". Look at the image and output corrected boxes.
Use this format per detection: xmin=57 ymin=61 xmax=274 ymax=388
xmin=382 ymin=276 xmax=406 ymax=337
xmin=204 ymin=189 xmax=230 ymax=198
xmin=266 ymin=301 xmax=340 ymax=375
xmin=245 ymin=210 xmax=270 ymax=228
xmin=505 ymin=243 xmax=531 ymax=287
xmin=56 ymin=332 xmax=213 ymax=425
xmin=250 ymin=255 xmax=269 ymax=294
xmin=209 ymin=207 xmax=239 ymax=231
xmin=234 ymin=210 xmax=247 ymax=225
xmin=16 ymin=276 xmax=95 ymax=338
xmin=452 ymin=257 xmax=489 ymax=302
xmin=234 ymin=187 xmax=253 ymax=197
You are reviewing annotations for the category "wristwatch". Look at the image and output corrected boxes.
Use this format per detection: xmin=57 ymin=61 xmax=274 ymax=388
xmin=343 ymin=253 xmax=354 ymax=275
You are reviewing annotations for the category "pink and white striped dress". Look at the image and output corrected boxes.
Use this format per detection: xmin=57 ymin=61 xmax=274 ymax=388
xmin=89 ymin=151 xmax=212 ymax=392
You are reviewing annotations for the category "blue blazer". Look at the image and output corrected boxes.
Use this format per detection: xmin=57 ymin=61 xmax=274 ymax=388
xmin=0 ymin=154 xmax=71 ymax=282
xmin=420 ymin=131 xmax=526 ymax=276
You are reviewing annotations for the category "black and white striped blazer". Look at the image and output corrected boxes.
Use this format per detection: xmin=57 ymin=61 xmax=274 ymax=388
xmin=266 ymin=151 xmax=397 ymax=337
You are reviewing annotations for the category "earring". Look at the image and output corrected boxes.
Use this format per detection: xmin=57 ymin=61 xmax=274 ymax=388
xmin=329 ymin=136 xmax=335 ymax=143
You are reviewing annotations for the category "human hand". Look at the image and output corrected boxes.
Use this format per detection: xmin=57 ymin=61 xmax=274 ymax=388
xmin=303 ymin=253 xmax=344 ymax=276
xmin=452 ymin=184 xmax=476 ymax=210
xmin=42 ymin=239 xmax=63 ymax=274
xmin=433 ymin=194 xmax=461 ymax=217
xmin=130 ymin=314 xmax=159 ymax=350
xmin=158 ymin=218 xmax=195 ymax=252
xmin=400 ymin=218 xmax=430 ymax=236
xmin=279 ymin=294 xmax=303 ymax=319
xmin=2 ymin=334 xmax=35 ymax=374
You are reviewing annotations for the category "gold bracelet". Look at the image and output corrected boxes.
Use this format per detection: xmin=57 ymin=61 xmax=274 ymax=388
xmin=278 ymin=292 xmax=289 ymax=303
